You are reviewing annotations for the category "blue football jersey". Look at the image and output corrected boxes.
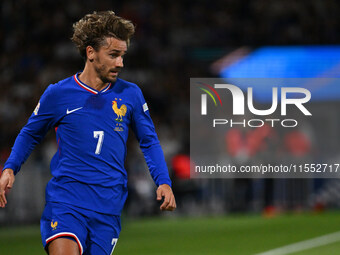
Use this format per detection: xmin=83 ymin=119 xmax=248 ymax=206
xmin=4 ymin=73 xmax=171 ymax=214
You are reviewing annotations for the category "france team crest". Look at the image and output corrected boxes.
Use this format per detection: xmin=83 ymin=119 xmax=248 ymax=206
xmin=112 ymin=98 xmax=126 ymax=131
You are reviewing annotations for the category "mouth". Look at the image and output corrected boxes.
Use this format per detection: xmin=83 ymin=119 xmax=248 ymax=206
xmin=110 ymin=69 xmax=120 ymax=76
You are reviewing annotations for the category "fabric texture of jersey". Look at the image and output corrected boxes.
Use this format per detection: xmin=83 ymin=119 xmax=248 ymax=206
xmin=4 ymin=73 xmax=171 ymax=214
xmin=41 ymin=201 xmax=120 ymax=255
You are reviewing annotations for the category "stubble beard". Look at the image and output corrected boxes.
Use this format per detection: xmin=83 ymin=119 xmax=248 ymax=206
xmin=95 ymin=65 xmax=117 ymax=84
xmin=102 ymin=74 xmax=117 ymax=83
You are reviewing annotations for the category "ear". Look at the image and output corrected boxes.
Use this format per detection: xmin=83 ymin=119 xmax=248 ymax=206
xmin=86 ymin=46 xmax=95 ymax=62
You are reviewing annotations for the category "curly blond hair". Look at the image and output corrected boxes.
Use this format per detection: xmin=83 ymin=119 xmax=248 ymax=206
xmin=71 ymin=11 xmax=135 ymax=60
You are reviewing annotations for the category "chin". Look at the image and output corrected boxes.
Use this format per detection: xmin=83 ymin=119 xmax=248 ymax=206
xmin=103 ymin=76 xmax=117 ymax=83
xmin=110 ymin=73 xmax=119 ymax=80
xmin=109 ymin=77 xmax=118 ymax=82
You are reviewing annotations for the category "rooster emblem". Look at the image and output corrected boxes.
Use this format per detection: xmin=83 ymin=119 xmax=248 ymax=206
xmin=112 ymin=100 xmax=127 ymax=122
xmin=51 ymin=220 xmax=58 ymax=230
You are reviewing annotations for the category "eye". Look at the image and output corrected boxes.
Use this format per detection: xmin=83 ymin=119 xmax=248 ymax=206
xmin=109 ymin=53 xmax=126 ymax=59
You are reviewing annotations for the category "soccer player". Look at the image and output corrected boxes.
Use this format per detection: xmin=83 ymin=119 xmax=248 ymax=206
xmin=0 ymin=11 xmax=176 ymax=255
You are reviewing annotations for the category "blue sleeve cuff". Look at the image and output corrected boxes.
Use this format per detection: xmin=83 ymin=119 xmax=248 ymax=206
xmin=3 ymin=161 xmax=20 ymax=175
xmin=157 ymin=178 xmax=172 ymax=188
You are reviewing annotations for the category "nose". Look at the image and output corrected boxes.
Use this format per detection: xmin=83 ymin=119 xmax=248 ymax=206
xmin=116 ymin=56 xmax=124 ymax=68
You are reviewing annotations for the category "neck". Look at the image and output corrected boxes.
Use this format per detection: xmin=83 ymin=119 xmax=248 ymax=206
xmin=78 ymin=65 xmax=109 ymax=91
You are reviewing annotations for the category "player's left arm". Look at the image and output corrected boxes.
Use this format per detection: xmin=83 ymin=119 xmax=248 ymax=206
xmin=131 ymin=87 xmax=176 ymax=211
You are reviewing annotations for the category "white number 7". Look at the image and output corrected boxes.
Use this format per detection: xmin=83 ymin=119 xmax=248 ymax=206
xmin=93 ymin=131 xmax=104 ymax=155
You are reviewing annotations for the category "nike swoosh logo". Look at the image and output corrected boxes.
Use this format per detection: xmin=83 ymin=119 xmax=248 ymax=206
xmin=66 ymin=107 xmax=83 ymax=115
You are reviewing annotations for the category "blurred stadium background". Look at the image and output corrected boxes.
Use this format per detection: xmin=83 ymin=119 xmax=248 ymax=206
xmin=1 ymin=0 xmax=340 ymax=254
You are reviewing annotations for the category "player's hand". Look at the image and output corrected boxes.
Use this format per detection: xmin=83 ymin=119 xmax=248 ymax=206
xmin=156 ymin=184 xmax=176 ymax=211
xmin=0 ymin=168 xmax=15 ymax=208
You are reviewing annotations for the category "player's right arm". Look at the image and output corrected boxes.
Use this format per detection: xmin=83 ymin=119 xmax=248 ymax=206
xmin=0 ymin=84 xmax=60 ymax=207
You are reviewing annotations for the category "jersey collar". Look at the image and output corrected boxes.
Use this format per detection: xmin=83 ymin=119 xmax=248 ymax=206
xmin=74 ymin=73 xmax=111 ymax=95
